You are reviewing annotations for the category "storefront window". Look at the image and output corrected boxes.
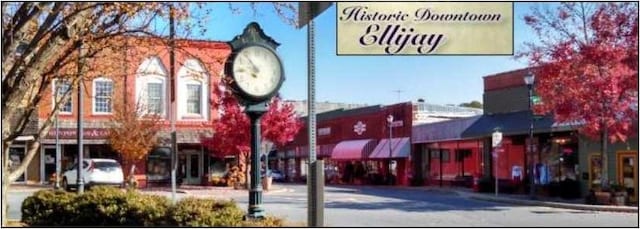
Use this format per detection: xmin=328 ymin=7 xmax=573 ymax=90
xmin=147 ymin=147 xmax=171 ymax=181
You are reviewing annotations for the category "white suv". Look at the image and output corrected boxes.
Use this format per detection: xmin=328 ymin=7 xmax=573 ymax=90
xmin=62 ymin=159 xmax=124 ymax=191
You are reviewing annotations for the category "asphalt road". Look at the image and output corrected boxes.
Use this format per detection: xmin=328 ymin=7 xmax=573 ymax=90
xmin=7 ymin=184 xmax=639 ymax=227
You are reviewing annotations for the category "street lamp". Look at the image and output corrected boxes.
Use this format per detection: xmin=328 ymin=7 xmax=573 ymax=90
xmin=54 ymin=83 xmax=61 ymax=189
xmin=492 ymin=128 xmax=502 ymax=197
xmin=524 ymin=71 xmax=536 ymax=199
xmin=386 ymin=115 xmax=394 ymax=185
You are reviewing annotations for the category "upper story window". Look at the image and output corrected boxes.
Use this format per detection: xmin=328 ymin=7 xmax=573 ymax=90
xmin=147 ymin=82 xmax=163 ymax=114
xmin=136 ymin=56 xmax=168 ymax=117
xmin=93 ymin=77 xmax=113 ymax=114
xmin=186 ymin=84 xmax=201 ymax=114
xmin=177 ymin=58 xmax=208 ymax=120
xmin=53 ymin=80 xmax=72 ymax=113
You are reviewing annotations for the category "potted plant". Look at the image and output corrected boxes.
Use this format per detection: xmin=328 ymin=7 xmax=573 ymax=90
xmin=610 ymin=182 xmax=627 ymax=206
xmin=594 ymin=187 xmax=612 ymax=205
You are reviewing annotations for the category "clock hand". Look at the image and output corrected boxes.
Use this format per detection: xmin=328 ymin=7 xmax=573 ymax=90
xmin=246 ymin=57 xmax=260 ymax=73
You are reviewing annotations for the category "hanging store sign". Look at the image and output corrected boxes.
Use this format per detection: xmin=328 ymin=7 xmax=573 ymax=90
xmin=337 ymin=2 xmax=513 ymax=55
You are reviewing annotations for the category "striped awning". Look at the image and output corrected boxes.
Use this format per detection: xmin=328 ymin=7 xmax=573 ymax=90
xmin=369 ymin=137 xmax=411 ymax=159
xmin=331 ymin=139 xmax=377 ymax=160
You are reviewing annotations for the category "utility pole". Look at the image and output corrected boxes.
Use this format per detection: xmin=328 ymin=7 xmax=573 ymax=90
xmin=298 ymin=3 xmax=332 ymax=226
xmin=306 ymin=3 xmax=321 ymax=226
xmin=169 ymin=4 xmax=178 ymax=205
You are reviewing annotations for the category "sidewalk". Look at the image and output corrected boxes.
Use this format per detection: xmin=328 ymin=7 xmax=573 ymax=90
xmin=8 ymin=184 xmax=51 ymax=192
xmin=416 ymin=186 xmax=638 ymax=213
xmin=139 ymin=184 xmax=291 ymax=197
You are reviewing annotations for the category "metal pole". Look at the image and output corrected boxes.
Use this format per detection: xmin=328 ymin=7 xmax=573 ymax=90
xmin=528 ymin=85 xmax=536 ymax=199
xmin=388 ymin=118 xmax=393 ymax=185
xmin=248 ymin=112 xmax=265 ymax=218
xmin=495 ymin=146 xmax=498 ymax=197
xmin=306 ymin=3 xmax=323 ymax=227
xmin=169 ymin=5 xmax=178 ymax=205
xmin=55 ymin=87 xmax=60 ymax=189
xmin=77 ymin=43 xmax=85 ymax=194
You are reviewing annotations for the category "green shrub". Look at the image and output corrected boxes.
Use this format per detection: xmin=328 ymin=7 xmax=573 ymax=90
xmin=21 ymin=189 xmax=76 ymax=226
xmin=69 ymin=186 xmax=130 ymax=226
xmin=169 ymin=197 xmax=245 ymax=227
xmin=21 ymin=187 xmax=286 ymax=227
xmin=125 ymin=192 xmax=171 ymax=226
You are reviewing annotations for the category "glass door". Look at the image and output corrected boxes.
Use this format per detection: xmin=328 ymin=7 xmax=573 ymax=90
xmin=185 ymin=153 xmax=201 ymax=185
xmin=42 ymin=147 xmax=57 ymax=184
xmin=617 ymin=151 xmax=638 ymax=204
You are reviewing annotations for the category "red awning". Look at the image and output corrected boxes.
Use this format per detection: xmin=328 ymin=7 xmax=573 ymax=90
xmin=331 ymin=139 xmax=377 ymax=160
xmin=369 ymin=137 xmax=411 ymax=159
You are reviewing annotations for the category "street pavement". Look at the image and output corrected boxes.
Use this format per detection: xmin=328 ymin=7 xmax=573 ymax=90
xmin=6 ymin=183 xmax=639 ymax=227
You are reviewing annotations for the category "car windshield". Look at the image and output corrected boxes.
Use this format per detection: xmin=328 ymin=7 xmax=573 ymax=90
xmin=95 ymin=161 xmax=120 ymax=168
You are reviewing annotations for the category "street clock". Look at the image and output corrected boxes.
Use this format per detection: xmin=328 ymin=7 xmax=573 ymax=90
xmin=225 ymin=22 xmax=284 ymax=105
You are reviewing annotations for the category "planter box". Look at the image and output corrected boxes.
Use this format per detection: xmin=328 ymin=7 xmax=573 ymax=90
xmin=594 ymin=191 xmax=611 ymax=205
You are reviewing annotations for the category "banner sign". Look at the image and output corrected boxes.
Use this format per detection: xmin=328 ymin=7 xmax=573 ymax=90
xmin=337 ymin=2 xmax=513 ymax=55
xmin=46 ymin=128 xmax=110 ymax=139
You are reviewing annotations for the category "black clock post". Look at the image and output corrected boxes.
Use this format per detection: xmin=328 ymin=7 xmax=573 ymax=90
xmin=246 ymin=102 xmax=267 ymax=218
xmin=225 ymin=22 xmax=284 ymax=219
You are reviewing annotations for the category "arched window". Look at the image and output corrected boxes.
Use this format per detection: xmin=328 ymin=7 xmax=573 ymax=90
xmin=92 ymin=77 xmax=113 ymax=114
xmin=136 ymin=56 xmax=168 ymax=117
xmin=177 ymin=58 xmax=209 ymax=120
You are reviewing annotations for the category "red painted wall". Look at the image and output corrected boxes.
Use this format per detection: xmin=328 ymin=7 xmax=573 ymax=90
xmin=428 ymin=140 xmax=483 ymax=182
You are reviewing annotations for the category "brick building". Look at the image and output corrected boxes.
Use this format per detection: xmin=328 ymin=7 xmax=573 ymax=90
xmin=19 ymin=36 xmax=231 ymax=186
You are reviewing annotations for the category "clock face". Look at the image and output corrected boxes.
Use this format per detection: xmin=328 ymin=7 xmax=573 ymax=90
xmin=231 ymin=45 xmax=283 ymax=99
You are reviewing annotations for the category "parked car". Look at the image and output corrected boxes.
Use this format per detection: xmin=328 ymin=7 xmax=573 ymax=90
xmin=262 ymin=169 xmax=285 ymax=182
xmin=62 ymin=159 xmax=124 ymax=191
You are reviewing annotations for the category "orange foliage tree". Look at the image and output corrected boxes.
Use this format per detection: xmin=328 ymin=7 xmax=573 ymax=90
xmin=107 ymin=101 xmax=163 ymax=187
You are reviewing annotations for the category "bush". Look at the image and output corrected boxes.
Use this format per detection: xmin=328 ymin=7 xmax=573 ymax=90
xmin=21 ymin=187 xmax=285 ymax=227
xmin=169 ymin=197 xmax=245 ymax=227
xmin=21 ymin=187 xmax=170 ymax=226
xmin=126 ymin=192 xmax=171 ymax=226
xmin=71 ymin=186 xmax=131 ymax=226
xmin=21 ymin=189 xmax=76 ymax=226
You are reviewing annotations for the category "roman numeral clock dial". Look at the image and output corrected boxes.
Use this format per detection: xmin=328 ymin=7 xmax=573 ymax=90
xmin=230 ymin=45 xmax=284 ymax=103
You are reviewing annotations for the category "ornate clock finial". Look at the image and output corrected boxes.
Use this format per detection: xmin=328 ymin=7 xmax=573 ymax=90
xmin=228 ymin=22 xmax=280 ymax=51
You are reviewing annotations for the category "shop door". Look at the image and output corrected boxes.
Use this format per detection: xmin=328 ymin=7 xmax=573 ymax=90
xmin=9 ymin=147 xmax=26 ymax=182
xmin=42 ymin=147 xmax=57 ymax=184
xmin=617 ymin=151 xmax=638 ymax=204
xmin=185 ymin=153 xmax=201 ymax=185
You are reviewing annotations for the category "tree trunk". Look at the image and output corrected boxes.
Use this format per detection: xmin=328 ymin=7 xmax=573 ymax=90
xmin=601 ymin=128 xmax=609 ymax=189
xmin=129 ymin=164 xmax=137 ymax=187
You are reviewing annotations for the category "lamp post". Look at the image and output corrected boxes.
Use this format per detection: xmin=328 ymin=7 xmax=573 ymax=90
xmin=524 ymin=71 xmax=536 ymax=199
xmin=492 ymin=128 xmax=502 ymax=197
xmin=387 ymin=115 xmax=394 ymax=185
xmin=54 ymin=84 xmax=61 ymax=189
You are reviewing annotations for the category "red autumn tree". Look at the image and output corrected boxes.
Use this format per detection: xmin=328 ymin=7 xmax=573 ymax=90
xmin=519 ymin=2 xmax=638 ymax=187
xmin=201 ymin=85 xmax=302 ymax=187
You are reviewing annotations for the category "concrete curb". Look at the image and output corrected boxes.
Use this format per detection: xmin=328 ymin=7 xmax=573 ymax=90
xmin=466 ymin=193 xmax=639 ymax=213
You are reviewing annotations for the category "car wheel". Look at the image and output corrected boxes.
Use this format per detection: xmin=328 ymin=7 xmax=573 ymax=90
xmin=62 ymin=178 xmax=70 ymax=192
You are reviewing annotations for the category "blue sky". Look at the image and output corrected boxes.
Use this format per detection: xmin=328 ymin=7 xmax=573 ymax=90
xmin=180 ymin=2 xmax=540 ymax=106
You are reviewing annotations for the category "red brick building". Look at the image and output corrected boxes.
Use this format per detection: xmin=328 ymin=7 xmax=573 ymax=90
xmin=26 ymin=37 xmax=231 ymax=186
xmin=280 ymin=102 xmax=414 ymax=185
